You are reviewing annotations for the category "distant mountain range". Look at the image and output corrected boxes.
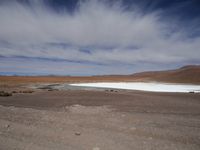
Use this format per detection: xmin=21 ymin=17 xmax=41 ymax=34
xmin=130 ymin=65 xmax=200 ymax=84
xmin=0 ymin=65 xmax=200 ymax=84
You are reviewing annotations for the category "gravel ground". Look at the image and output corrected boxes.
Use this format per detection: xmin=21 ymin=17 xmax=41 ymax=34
xmin=0 ymin=88 xmax=200 ymax=150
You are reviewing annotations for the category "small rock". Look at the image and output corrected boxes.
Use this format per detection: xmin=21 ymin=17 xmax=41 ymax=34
xmin=93 ymin=147 xmax=100 ymax=150
xmin=121 ymin=114 xmax=125 ymax=117
xmin=130 ymin=126 xmax=136 ymax=130
xmin=75 ymin=132 xmax=81 ymax=136
xmin=5 ymin=124 xmax=10 ymax=129
xmin=148 ymin=137 xmax=153 ymax=140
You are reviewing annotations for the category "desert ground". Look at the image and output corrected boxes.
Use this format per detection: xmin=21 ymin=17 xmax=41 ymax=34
xmin=0 ymin=66 xmax=200 ymax=150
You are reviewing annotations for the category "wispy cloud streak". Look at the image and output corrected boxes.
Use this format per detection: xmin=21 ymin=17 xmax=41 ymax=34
xmin=0 ymin=0 xmax=199 ymax=75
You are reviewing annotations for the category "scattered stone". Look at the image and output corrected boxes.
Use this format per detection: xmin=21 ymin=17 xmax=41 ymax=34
xmin=93 ymin=147 xmax=100 ymax=150
xmin=48 ymin=89 xmax=58 ymax=91
xmin=75 ymin=132 xmax=81 ymax=136
xmin=22 ymin=90 xmax=34 ymax=93
xmin=130 ymin=126 xmax=136 ymax=130
xmin=48 ymin=89 xmax=54 ymax=91
xmin=5 ymin=124 xmax=10 ymax=129
xmin=121 ymin=114 xmax=126 ymax=117
xmin=0 ymin=91 xmax=12 ymax=97
xmin=18 ymin=90 xmax=34 ymax=94
xmin=148 ymin=137 xmax=153 ymax=140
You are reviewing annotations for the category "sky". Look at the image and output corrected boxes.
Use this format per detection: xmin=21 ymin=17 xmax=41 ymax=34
xmin=0 ymin=0 xmax=200 ymax=76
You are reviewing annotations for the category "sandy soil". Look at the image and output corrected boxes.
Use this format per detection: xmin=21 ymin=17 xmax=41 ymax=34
xmin=0 ymin=85 xmax=200 ymax=150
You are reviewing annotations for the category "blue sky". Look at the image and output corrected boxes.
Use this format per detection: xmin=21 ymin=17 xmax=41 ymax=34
xmin=0 ymin=0 xmax=200 ymax=75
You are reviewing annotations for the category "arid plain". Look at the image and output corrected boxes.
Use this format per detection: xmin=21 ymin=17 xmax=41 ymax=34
xmin=0 ymin=66 xmax=200 ymax=150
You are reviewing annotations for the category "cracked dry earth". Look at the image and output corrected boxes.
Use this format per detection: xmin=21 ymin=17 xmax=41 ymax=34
xmin=0 ymin=104 xmax=200 ymax=150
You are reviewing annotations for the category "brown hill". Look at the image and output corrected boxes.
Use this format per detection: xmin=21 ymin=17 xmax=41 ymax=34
xmin=0 ymin=65 xmax=200 ymax=85
xmin=130 ymin=65 xmax=200 ymax=84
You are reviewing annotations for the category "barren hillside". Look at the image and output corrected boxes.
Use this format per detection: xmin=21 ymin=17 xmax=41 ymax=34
xmin=0 ymin=65 xmax=200 ymax=84
xmin=130 ymin=65 xmax=200 ymax=84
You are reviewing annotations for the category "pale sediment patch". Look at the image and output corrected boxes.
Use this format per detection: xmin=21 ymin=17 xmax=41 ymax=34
xmin=65 ymin=104 xmax=113 ymax=115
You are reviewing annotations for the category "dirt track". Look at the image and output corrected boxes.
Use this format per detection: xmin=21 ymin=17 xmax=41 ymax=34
xmin=0 ymin=87 xmax=200 ymax=150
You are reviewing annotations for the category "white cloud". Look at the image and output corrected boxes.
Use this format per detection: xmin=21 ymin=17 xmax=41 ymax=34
xmin=0 ymin=0 xmax=200 ymax=75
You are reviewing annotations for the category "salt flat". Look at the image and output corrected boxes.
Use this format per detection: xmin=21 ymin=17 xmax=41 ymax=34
xmin=70 ymin=82 xmax=200 ymax=93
